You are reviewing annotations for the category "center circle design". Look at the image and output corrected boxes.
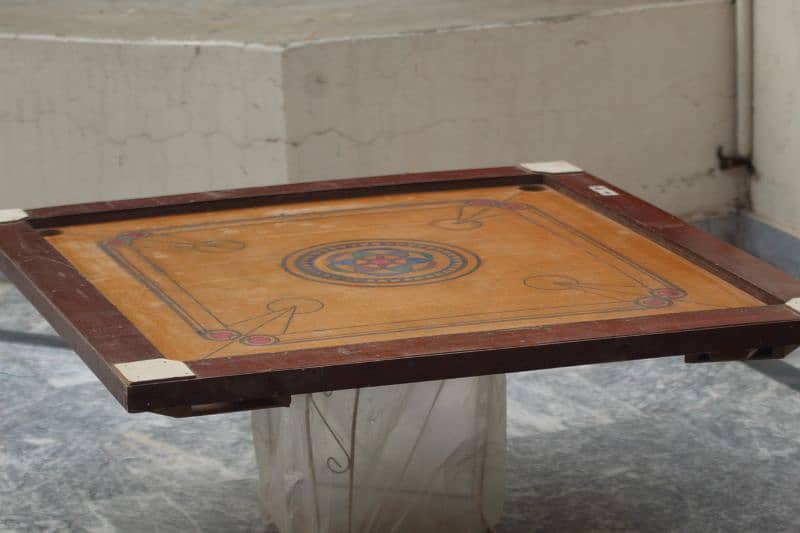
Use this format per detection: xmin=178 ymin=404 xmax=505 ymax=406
xmin=282 ymin=240 xmax=480 ymax=287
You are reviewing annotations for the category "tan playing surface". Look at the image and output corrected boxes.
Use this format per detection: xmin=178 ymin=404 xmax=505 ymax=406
xmin=45 ymin=185 xmax=763 ymax=361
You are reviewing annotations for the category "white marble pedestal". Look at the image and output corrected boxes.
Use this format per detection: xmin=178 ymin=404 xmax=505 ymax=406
xmin=252 ymin=375 xmax=506 ymax=533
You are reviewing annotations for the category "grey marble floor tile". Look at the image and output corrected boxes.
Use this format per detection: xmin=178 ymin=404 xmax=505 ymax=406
xmin=1 ymin=385 xmax=265 ymax=532
xmin=0 ymin=289 xmax=264 ymax=533
xmin=0 ymin=284 xmax=56 ymax=335
xmin=743 ymin=359 xmax=800 ymax=395
xmin=782 ymin=347 xmax=800 ymax=370
xmin=498 ymin=417 xmax=800 ymax=533
xmin=565 ymin=355 xmax=771 ymax=417
xmin=567 ymin=356 xmax=800 ymax=456
xmin=507 ymin=370 xmax=643 ymax=438
xmin=76 ymin=482 xmax=268 ymax=533
xmin=3 ymin=284 xmax=800 ymax=532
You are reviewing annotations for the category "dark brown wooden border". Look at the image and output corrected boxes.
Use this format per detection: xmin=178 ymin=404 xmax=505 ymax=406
xmin=2 ymin=164 xmax=800 ymax=416
xmin=0 ymin=221 xmax=163 ymax=410
xmin=135 ymin=304 xmax=800 ymax=414
xmin=542 ymin=171 xmax=800 ymax=303
xmin=26 ymin=166 xmax=532 ymax=227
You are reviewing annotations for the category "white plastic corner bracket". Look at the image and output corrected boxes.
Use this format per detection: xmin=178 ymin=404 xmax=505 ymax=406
xmin=520 ymin=161 xmax=583 ymax=174
xmin=115 ymin=358 xmax=196 ymax=383
xmin=0 ymin=209 xmax=29 ymax=223
xmin=786 ymin=298 xmax=800 ymax=314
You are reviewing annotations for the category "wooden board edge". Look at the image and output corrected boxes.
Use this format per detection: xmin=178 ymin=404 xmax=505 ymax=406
xmin=539 ymin=171 xmax=800 ymax=304
xmin=0 ymin=221 xmax=177 ymax=410
xmin=3 ymin=163 xmax=800 ymax=414
xmin=125 ymin=304 xmax=800 ymax=413
xmin=25 ymin=166 xmax=534 ymax=227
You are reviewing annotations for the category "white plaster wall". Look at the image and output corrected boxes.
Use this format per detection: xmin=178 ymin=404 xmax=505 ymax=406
xmin=0 ymin=0 xmax=743 ymax=219
xmin=752 ymin=0 xmax=800 ymax=234
xmin=0 ymin=0 xmax=712 ymax=45
xmin=0 ymin=40 xmax=286 ymax=207
xmin=284 ymin=0 xmax=743 ymax=220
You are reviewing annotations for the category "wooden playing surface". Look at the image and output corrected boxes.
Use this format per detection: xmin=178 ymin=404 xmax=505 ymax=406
xmin=45 ymin=184 xmax=762 ymax=362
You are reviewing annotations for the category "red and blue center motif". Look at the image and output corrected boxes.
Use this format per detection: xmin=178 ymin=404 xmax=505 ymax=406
xmin=282 ymin=239 xmax=481 ymax=287
xmin=328 ymin=248 xmax=436 ymax=276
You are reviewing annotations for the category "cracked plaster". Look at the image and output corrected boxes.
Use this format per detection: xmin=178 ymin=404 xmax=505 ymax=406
xmin=0 ymin=0 xmax=744 ymax=221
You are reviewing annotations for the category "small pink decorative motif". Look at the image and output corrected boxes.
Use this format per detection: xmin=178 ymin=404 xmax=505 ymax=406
xmin=106 ymin=230 xmax=152 ymax=246
xmin=636 ymin=287 xmax=687 ymax=308
xmin=121 ymin=231 xmax=151 ymax=240
xmin=636 ymin=295 xmax=673 ymax=308
xmin=652 ymin=287 xmax=687 ymax=299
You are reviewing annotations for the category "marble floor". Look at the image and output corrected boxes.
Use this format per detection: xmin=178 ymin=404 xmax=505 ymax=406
xmin=1 ymin=281 xmax=800 ymax=532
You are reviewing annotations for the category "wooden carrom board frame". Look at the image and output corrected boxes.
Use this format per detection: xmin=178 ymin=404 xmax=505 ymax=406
xmin=2 ymin=162 xmax=800 ymax=417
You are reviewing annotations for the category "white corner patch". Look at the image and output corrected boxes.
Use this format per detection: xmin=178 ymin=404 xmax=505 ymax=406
xmin=0 ymin=209 xmax=28 ymax=223
xmin=786 ymin=298 xmax=800 ymax=313
xmin=588 ymin=185 xmax=619 ymax=197
xmin=520 ymin=161 xmax=583 ymax=174
xmin=116 ymin=359 xmax=195 ymax=383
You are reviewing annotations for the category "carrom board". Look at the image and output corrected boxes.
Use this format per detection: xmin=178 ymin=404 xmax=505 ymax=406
xmin=2 ymin=162 xmax=800 ymax=416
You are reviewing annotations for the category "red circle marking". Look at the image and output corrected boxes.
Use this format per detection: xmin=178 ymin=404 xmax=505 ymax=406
xmin=652 ymin=288 xmax=686 ymax=299
xmin=637 ymin=296 xmax=672 ymax=308
xmin=241 ymin=334 xmax=279 ymax=346
xmin=204 ymin=329 xmax=240 ymax=341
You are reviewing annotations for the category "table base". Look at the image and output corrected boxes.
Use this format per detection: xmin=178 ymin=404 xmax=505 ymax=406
xmin=252 ymin=375 xmax=506 ymax=532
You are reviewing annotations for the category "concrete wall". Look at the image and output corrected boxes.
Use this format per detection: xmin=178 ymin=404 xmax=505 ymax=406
xmin=0 ymin=0 xmax=744 ymax=220
xmin=0 ymin=40 xmax=287 ymax=206
xmin=284 ymin=0 xmax=742 ymax=220
xmin=752 ymin=0 xmax=800 ymax=235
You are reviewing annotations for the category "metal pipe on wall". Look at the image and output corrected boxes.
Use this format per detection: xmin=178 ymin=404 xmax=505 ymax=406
xmin=736 ymin=0 xmax=753 ymax=158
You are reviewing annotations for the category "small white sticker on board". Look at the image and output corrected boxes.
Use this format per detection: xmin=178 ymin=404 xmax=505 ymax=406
xmin=589 ymin=185 xmax=619 ymax=197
